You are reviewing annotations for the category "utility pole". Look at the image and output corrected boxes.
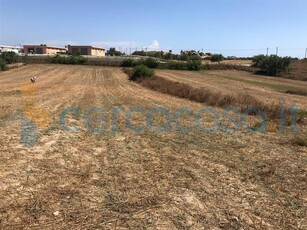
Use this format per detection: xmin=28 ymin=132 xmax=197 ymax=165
xmin=305 ymin=48 xmax=307 ymax=59
xmin=276 ymin=46 xmax=279 ymax=56
xmin=266 ymin=47 xmax=269 ymax=56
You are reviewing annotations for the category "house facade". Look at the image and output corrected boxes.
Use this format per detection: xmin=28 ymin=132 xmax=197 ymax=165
xmin=67 ymin=45 xmax=105 ymax=56
xmin=23 ymin=45 xmax=66 ymax=55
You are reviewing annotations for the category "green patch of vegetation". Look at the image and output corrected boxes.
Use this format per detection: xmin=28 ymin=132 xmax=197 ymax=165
xmin=252 ymin=55 xmax=291 ymax=76
xmin=142 ymin=58 xmax=159 ymax=69
xmin=49 ymin=54 xmax=87 ymax=65
xmin=0 ymin=58 xmax=6 ymax=71
xmin=159 ymin=60 xmax=202 ymax=71
xmin=210 ymin=54 xmax=225 ymax=63
xmin=106 ymin=47 xmax=125 ymax=56
xmin=165 ymin=61 xmax=188 ymax=70
xmin=0 ymin=51 xmax=18 ymax=64
xmin=187 ymin=60 xmax=202 ymax=70
xmin=122 ymin=58 xmax=138 ymax=67
xmin=0 ymin=51 xmax=19 ymax=70
xmin=129 ymin=65 xmax=155 ymax=81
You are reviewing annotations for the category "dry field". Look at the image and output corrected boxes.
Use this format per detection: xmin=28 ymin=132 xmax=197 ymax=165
xmin=157 ymin=69 xmax=307 ymax=109
xmin=202 ymin=60 xmax=253 ymax=66
xmin=285 ymin=61 xmax=307 ymax=81
xmin=0 ymin=64 xmax=306 ymax=229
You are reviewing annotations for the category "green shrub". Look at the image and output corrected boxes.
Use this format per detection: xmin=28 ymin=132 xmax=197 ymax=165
xmin=130 ymin=65 xmax=155 ymax=81
xmin=253 ymin=55 xmax=291 ymax=76
xmin=50 ymin=54 xmax=87 ymax=65
xmin=167 ymin=61 xmax=188 ymax=70
xmin=132 ymin=50 xmax=146 ymax=56
xmin=187 ymin=60 xmax=202 ymax=70
xmin=190 ymin=55 xmax=201 ymax=61
xmin=211 ymin=54 xmax=225 ymax=63
xmin=0 ymin=51 xmax=18 ymax=64
xmin=252 ymin=55 xmax=267 ymax=68
xmin=106 ymin=47 xmax=124 ymax=56
xmin=179 ymin=54 xmax=189 ymax=61
xmin=0 ymin=58 xmax=6 ymax=71
xmin=122 ymin=58 xmax=137 ymax=67
xmin=142 ymin=58 xmax=159 ymax=68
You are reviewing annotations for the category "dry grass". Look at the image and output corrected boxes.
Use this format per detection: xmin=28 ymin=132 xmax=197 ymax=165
xmin=285 ymin=89 xmax=307 ymax=96
xmin=139 ymin=75 xmax=297 ymax=122
xmin=0 ymin=64 xmax=306 ymax=229
xmin=291 ymin=134 xmax=307 ymax=147
xmin=284 ymin=60 xmax=307 ymax=81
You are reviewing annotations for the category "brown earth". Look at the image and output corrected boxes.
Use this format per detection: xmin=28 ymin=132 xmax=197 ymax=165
xmin=0 ymin=64 xmax=306 ymax=229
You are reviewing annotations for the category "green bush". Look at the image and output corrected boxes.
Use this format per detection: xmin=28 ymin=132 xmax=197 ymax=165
xmin=130 ymin=65 xmax=155 ymax=81
xmin=252 ymin=55 xmax=267 ymax=68
xmin=106 ymin=47 xmax=124 ymax=56
xmin=167 ymin=61 xmax=188 ymax=70
xmin=132 ymin=50 xmax=146 ymax=56
xmin=142 ymin=58 xmax=159 ymax=68
xmin=252 ymin=55 xmax=291 ymax=76
xmin=50 ymin=54 xmax=87 ymax=65
xmin=211 ymin=54 xmax=225 ymax=63
xmin=187 ymin=60 xmax=202 ymax=70
xmin=190 ymin=55 xmax=201 ymax=61
xmin=122 ymin=58 xmax=137 ymax=67
xmin=179 ymin=54 xmax=189 ymax=61
xmin=0 ymin=58 xmax=6 ymax=71
xmin=0 ymin=51 xmax=18 ymax=64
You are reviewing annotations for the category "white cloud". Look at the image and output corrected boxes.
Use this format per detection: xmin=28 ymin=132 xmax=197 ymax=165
xmin=148 ymin=40 xmax=160 ymax=50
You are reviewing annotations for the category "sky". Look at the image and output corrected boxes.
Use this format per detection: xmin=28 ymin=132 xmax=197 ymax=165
xmin=0 ymin=0 xmax=306 ymax=57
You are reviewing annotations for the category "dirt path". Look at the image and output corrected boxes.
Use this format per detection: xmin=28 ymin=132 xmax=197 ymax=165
xmin=0 ymin=64 xmax=306 ymax=229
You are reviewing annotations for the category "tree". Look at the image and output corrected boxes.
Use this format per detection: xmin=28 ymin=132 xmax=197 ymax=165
xmin=187 ymin=60 xmax=202 ymax=71
xmin=0 ymin=58 xmax=6 ymax=70
xmin=210 ymin=54 xmax=224 ymax=63
xmin=142 ymin=58 xmax=159 ymax=68
xmin=0 ymin=51 xmax=18 ymax=64
xmin=106 ymin=47 xmax=124 ymax=56
xmin=253 ymin=55 xmax=291 ymax=76
xmin=132 ymin=50 xmax=146 ymax=56
xmin=252 ymin=55 xmax=267 ymax=68
xmin=129 ymin=65 xmax=155 ymax=81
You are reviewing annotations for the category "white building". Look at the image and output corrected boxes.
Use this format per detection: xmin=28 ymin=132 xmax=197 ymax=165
xmin=0 ymin=45 xmax=22 ymax=54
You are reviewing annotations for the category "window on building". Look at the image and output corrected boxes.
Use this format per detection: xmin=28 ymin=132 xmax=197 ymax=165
xmin=36 ymin=48 xmax=43 ymax=54
xmin=81 ymin=48 xmax=88 ymax=55
xmin=72 ymin=48 xmax=79 ymax=55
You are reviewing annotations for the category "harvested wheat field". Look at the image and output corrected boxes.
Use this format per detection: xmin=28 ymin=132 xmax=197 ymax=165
xmin=0 ymin=64 xmax=306 ymax=229
xmin=157 ymin=69 xmax=307 ymax=109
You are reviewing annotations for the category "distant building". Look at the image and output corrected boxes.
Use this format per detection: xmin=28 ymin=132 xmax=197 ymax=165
xmin=67 ymin=45 xmax=105 ymax=56
xmin=0 ymin=45 xmax=22 ymax=53
xmin=23 ymin=44 xmax=66 ymax=55
xmin=180 ymin=50 xmax=213 ymax=59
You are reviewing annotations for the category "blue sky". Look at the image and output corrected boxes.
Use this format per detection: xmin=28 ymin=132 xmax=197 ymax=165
xmin=0 ymin=0 xmax=306 ymax=57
